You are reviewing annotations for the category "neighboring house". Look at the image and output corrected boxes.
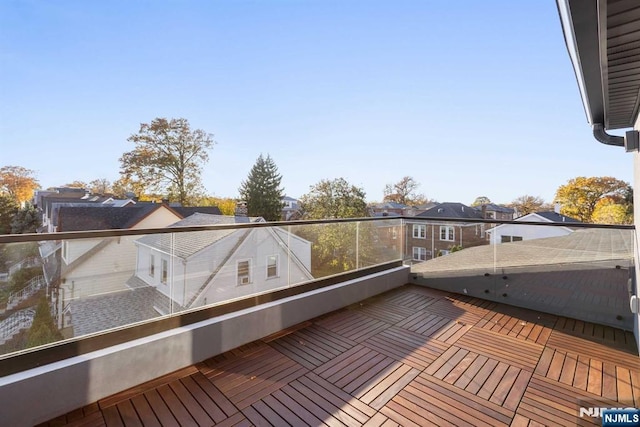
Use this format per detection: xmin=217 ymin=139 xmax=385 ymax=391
xmin=34 ymin=187 xmax=87 ymax=207
xmin=54 ymin=204 xmax=185 ymax=330
xmin=39 ymin=194 xmax=98 ymax=232
xmin=486 ymin=211 xmax=581 ymax=244
xmin=476 ymin=203 xmax=515 ymax=220
xmin=48 ymin=200 xmax=136 ymax=233
xmin=131 ymin=213 xmax=313 ymax=311
xmin=172 ymin=206 xmax=222 ymax=217
xmin=36 ymin=188 xmax=141 ymax=232
xmin=370 ymin=202 xmax=409 ymax=217
xmin=408 ymin=202 xmax=488 ymax=261
xmin=281 ymin=196 xmax=301 ymax=221
xmin=369 ymin=201 xmax=431 ymax=217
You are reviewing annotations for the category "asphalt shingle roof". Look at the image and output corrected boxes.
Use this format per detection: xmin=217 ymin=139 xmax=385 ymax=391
xmin=534 ymin=211 xmax=582 ymax=223
xmin=57 ymin=205 xmax=165 ymax=231
xmin=172 ymin=206 xmax=222 ymax=217
xmin=136 ymin=213 xmax=261 ymax=259
xmin=417 ymin=202 xmax=484 ymax=219
xmin=480 ymin=203 xmax=515 ymax=213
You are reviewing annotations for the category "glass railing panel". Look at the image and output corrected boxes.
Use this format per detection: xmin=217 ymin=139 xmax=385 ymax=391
xmin=0 ymin=240 xmax=46 ymax=353
xmin=165 ymin=225 xmax=307 ymax=312
xmin=408 ymin=219 xmax=499 ymax=299
xmin=289 ymin=222 xmax=358 ymax=280
xmin=0 ymin=234 xmax=170 ymax=356
xmin=492 ymin=225 xmax=634 ymax=329
xmin=0 ymin=217 xmax=408 ymax=359
xmin=358 ymin=218 xmax=403 ymax=269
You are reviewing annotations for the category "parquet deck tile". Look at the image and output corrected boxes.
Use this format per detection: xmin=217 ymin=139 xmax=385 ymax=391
xmin=314 ymin=309 xmax=391 ymax=342
xmin=361 ymin=325 xmax=449 ymax=369
xmin=42 ymin=284 xmax=640 ymax=427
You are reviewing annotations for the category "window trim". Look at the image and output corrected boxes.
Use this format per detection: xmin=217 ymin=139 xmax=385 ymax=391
xmin=149 ymin=254 xmax=155 ymax=278
xmin=412 ymin=224 xmax=426 ymax=239
xmin=237 ymin=259 xmax=252 ymax=285
xmin=266 ymin=254 xmax=279 ymax=279
xmin=412 ymin=246 xmax=428 ymax=261
xmin=160 ymin=258 xmax=168 ymax=284
xmin=439 ymin=226 xmax=455 ymax=241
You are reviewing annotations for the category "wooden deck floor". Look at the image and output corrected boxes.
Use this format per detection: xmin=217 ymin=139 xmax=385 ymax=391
xmin=40 ymin=285 xmax=640 ymax=426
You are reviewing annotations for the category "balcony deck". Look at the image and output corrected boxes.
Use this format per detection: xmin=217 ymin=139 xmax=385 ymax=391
xmin=40 ymin=284 xmax=640 ymax=426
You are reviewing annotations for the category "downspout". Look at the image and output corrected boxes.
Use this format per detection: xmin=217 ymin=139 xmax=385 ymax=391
xmin=593 ymin=123 xmax=623 ymax=147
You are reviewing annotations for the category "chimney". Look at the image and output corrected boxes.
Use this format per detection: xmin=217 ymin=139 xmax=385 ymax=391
xmin=235 ymin=201 xmax=248 ymax=217
xmin=554 ymin=203 xmax=561 ymax=214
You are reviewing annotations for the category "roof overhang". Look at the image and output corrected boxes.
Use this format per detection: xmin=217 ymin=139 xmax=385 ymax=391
xmin=557 ymin=0 xmax=640 ymax=148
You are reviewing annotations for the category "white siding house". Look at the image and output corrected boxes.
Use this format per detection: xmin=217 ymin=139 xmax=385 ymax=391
xmin=59 ymin=205 xmax=183 ymax=298
xmin=133 ymin=214 xmax=313 ymax=310
xmin=486 ymin=211 xmax=579 ymax=244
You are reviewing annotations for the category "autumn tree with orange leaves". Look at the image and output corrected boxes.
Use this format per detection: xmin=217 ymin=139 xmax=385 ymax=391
xmin=0 ymin=166 xmax=40 ymax=206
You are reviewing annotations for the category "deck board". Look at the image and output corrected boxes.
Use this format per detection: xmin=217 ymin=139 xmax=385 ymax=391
xmin=43 ymin=284 xmax=640 ymax=427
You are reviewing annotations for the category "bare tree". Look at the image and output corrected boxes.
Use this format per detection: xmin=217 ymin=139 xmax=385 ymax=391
xmin=383 ymin=176 xmax=426 ymax=205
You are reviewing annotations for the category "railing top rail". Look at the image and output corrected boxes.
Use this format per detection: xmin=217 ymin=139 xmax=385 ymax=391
xmin=404 ymin=216 xmax=635 ymax=229
xmin=0 ymin=215 xmax=633 ymax=243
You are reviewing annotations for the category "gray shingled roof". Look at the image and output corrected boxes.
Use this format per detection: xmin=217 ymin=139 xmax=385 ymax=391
xmin=479 ymin=203 xmax=515 ymax=214
xmin=534 ymin=211 xmax=581 ymax=224
xmin=57 ymin=205 xmax=166 ymax=231
xmin=375 ymin=202 xmax=409 ymax=209
xmin=172 ymin=206 xmax=222 ymax=217
xmin=136 ymin=213 xmax=261 ymax=259
xmin=417 ymin=202 xmax=484 ymax=219
xmin=43 ymin=196 xmax=100 ymax=214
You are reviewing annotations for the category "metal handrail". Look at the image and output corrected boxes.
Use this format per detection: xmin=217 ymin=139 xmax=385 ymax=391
xmin=0 ymin=215 xmax=633 ymax=244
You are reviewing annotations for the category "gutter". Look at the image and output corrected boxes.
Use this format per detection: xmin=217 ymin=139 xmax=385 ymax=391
xmin=593 ymin=124 xmax=640 ymax=152
xmin=593 ymin=124 xmax=623 ymax=147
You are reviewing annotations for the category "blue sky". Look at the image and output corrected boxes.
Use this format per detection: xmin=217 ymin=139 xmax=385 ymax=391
xmin=0 ymin=1 xmax=632 ymax=205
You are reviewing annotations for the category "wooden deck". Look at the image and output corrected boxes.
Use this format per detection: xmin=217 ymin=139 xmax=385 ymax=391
xmin=40 ymin=285 xmax=640 ymax=426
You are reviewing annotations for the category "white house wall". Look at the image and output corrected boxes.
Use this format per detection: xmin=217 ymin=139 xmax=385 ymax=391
xmin=174 ymin=229 xmax=247 ymax=307
xmin=135 ymin=245 xmax=175 ymax=301
xmin=134 ymin=229 xmax=248 ymax=307
xmin=61 ymin=236 xmax=137 ymax=299
xmin=273 ymin=227 xmax=312 ymax=272
xmin=193 ymin=228 xmax=312 ymax=307
xmin=488 ymin=224 xmax=571 ymax=244
xmin=132 ymin=208 xmax=182 ymax=229
xmin=63 ymin=239 xmax=101 ymax=265
xmin=61 ymin=208 xmax=182 ymax=301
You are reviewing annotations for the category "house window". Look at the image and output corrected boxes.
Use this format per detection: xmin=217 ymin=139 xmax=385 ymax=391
xmin=412 ymin=247 xmax=428 ymax=261
xmin=62 ymin=241 xmax=69 ymax=262
xmin=149 ymin=254 xmax=155 ymax=277
xmin=501 ymin=235 xmax=523 ymax=243
xmin=392 ymin=228 xmax=397 ymax=240
xmin=413 ymin=224 xmax=426 ymax=239
xmin=161 ymin=259 xmax=168 ymax=284
xmin=267 ymin=255 xmax=278 ymax=278
xmin=237 ymin=259 xmax=251 ymax=285
xmin=440 ymin=226 xmax=454 ymax=241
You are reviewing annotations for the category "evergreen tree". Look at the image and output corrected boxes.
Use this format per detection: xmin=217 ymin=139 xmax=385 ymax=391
xmin=0 ymin=194 xmax=18 ymax=234
xmin=11 ymin=203 xmax=41 ymax=234
xmin=239 ymin=154 xmax=284 ymax=221
xmin=27 ymin=297 xmax=63 ymax=348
